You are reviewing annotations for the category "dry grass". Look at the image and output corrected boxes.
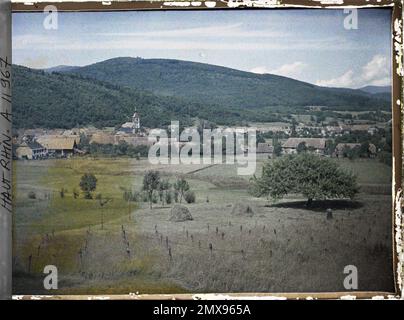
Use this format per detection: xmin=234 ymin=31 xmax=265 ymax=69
xmin=12 ymin=157 xmax=394 ymax=294
xmin=131 ymin=194 xmax=393 ymax=293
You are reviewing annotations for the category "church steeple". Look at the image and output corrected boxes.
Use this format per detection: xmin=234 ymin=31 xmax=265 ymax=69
xmin=132 ymin=108 xmax=140 ymax=133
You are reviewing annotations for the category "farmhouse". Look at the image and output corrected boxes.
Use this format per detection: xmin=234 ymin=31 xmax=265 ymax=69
xmin=256 ymin=142 xmax=274 ymax=156
xmin=349 ymin=124 xmax=372 ymax=132
xmin=90 ymin=132 xmax=116 ymax=145
xmin=15 ymin=141 xmax=47 ymax=160
xmin=37 ymin=135 xmax=79 ymax=157
xmin=282 ymin=138 xmax=327 ymax=155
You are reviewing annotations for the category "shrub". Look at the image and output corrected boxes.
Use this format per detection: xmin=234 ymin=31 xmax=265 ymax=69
xmin=165 ymin=191 xmax=173 ymax=204
xmin=184 ymin=191 xmax=196 ymax=204
xmin=28 ymin=191 xmax=36 ymax=199
xmin=132 ymin=191 xmax=141 ymax=202
xmin=141 ymin=191 xmax=149 ymax=203
xmin=152 ymin=192 xmax=158 ymax=204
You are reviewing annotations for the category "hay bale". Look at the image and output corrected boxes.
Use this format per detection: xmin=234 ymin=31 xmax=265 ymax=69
xmin=231 ymin=203 xmax=254 ymax=217
xmin=169 ymin=204 xmax=193 ymax=222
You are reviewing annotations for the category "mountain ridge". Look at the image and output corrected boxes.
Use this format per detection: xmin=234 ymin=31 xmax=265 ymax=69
xmin=61 ymin=57 xmax=390 ymax=109
xmin=12 ymin=57 xmax=391 ymax=129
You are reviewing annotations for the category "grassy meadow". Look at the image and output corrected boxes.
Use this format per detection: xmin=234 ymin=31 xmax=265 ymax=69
xmin=12 ymin=156 xmax=394 ymax=294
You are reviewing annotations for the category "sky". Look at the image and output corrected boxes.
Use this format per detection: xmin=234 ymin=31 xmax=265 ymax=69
xmin=12 ymin=9 xmax=392 ymax=88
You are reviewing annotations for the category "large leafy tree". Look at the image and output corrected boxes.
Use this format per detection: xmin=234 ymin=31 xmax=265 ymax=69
xmin=142 ymin=171 xmax=161 ymax=209
xmin=251 ymin=153 xmax=359 ymax=206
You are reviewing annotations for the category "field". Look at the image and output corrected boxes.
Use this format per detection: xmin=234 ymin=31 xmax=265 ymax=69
xmin=12 ymin=156 xmax=394 ymax=294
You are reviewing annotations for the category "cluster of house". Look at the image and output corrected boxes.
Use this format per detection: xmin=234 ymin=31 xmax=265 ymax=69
xmin=262 ymin=123 xmax=386 ymax=137
xmin=256 ymin=137 xmax=377 ymax=158
xmin=14 ymin=111 xmax=149 ymax=160
xmin=14 ymin=110 xmax=383 ymax=160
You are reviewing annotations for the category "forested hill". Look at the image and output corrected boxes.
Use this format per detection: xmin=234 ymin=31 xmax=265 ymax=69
xmin=13 ymin=58 xmax=390 ymax=129
xmin=64 ymin=57 xmax=389 ymax=109
xmin=13 ymin=65 xmax=267 ymax=129
xmin=12 ymin=65 xmax=194 ymax=129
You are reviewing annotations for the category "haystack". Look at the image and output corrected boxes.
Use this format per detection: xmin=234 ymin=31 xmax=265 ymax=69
xmin=169 ymin=204 xmax=193 ymax=222
xmin=231 ymin=203 xmax=255 ymax=217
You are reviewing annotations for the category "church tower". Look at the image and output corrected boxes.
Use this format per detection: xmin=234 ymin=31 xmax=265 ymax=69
xmin=132 ymin=109 xmax=140 ymax=133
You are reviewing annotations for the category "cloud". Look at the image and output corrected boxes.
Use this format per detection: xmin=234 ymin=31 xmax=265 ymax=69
xmin=94 ymin=23 xmax=288 ymax=39
xmin=13 ymin=31 xmax=367 ymax=53
xmin=18 ymin=56 xmax=50 ymax=69
xmin=316 ymin=54 xmax=390 ymax=88
xmin=250 ymin=61 xmax=308 ymax=79
xmin=250 ymin=66 xmax=270 ymax=74
xmin=13 ymin=38 xmax=346 ymax=52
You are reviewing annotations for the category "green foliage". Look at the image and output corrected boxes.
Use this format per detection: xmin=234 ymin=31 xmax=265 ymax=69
xmin=296 ymin=142 xmax=307 ymax=154
xmin=158 ymin=179 xmax=171 ymax=205
xmin=273 ymin=139 xmax=282 ymax=157
xmin=174 ymin=177 xmax=190 ymax=204
xmin=123 ymin=189 xmax=141 ymax=202
xmin=79 ymin=173 xmax=97 ymax=199
xmin=325 ymin=140 xmax=337 ymax=156
xmin=256 ymin=133 xmax=266 ymax=146
xmin=142 ymin=171 xmax=161 ymax=209
xmin=378 ymin=151 xmax=392 ymax=167
xmin=28 ymin=191 xmax=36 ymax=199
xmin=65 ymin=57 xmax=388 ymax=110
xmin=12 ymin=59 xmax=389 ymax=129
xmin=174 ymin=190 xmax=179 ymax=203
xmin=184 ymin=191 xmax=196 ymax=204
xmin=165 ymin=191 xmax=173 ymax=204
xmin=12 ymin=65 xmax=192 ymax=129
xmin=251 ymin=153 xmax=359 ymax=204
xmin=84 ymin=141 xmax=149 ymax=158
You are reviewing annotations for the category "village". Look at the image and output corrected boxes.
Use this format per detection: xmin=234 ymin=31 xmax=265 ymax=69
xmin=13 ymin=108 xmax=391 ymax=163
